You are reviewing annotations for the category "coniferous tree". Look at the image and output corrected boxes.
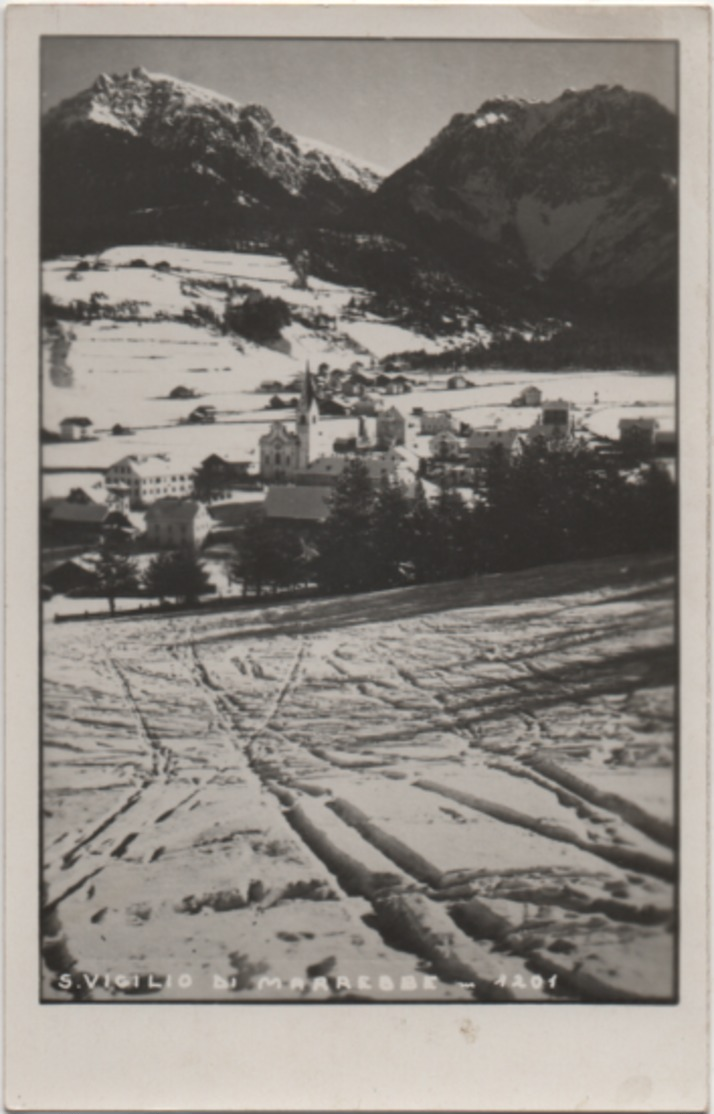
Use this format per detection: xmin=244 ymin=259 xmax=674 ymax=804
xmin=370 ymin=477 xmax=412 ymax=588
xmin=93 ymin=538 xmax=139 ymax=615
xmin=231 ymin=513 xmax=307 ymax=598
xmin=144 ymin=549 xmax=211 ymax=607
xmin=316 ymin=459 xmax=376 ymax=594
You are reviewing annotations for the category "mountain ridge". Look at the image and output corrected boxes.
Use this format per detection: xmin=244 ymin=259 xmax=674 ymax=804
xmin=41 ymin=71 xmax=678 ymax=361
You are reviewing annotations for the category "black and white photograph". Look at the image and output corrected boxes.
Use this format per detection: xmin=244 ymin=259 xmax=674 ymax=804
xmin=37 ymin=31 xmax=682 ymax=1007
xmin=5 ymin=4 xmax=711 ymax=1110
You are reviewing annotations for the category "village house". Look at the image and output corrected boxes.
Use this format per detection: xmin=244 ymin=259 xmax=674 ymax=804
xmin=430 ymin=429 xmax=466 ymax=460
xmin=375 ymin=406 xmax=418 ymax=451
xmin=42 ymin=485 xmax=140 ymax=546
xmin=619 ymin=417 xmax=660 ymax=447
xmin=447 ymin=374 xmax=473 ymax=391
xmin=375 ymin=373 xmax=412 ymax=395
xmin=467 ymin=428 xmax=525 ymax=465
xmin=187 ymin=405 xmax=216 ymax=425
xmin=59 ymin=416 xmax=93 ymax=441
xmin=531 ymin=399 xmax=576 ymax=442
xmin=351 ymin=396 xmax=384 ymax=418
xmin=105 ymin=455 xmax=195 ymax=508
xmin=145 ymin=499 xmax=213 ymax=550
xmin=420 ymin=410 xmax=456 ymax=435
xmin=512 ymin=385 xmax=543 ymax=407
xmin=196 ymin=454 xmax=253 ymax=500
xmin=42 ymin=556 xmax=100 ymax=598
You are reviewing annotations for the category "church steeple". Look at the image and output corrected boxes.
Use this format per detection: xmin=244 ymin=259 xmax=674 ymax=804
xmin=296 ymin=361 xmax=320 ymax=469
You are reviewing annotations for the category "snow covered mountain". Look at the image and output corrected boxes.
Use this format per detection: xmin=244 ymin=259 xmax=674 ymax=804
xmin=370 ymin=85 xmax=677 ymax=322
xmin=41 ymin=73 xmax=677 ymax=355
xmin=42 ymin=68 xmax=382 ymax=255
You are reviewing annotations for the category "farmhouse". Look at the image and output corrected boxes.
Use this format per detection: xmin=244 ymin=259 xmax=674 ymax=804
xmin=467 ymin=429 xmax=524 ymax=464
xmin=375 ymin=406 xmax=418 ymax=451
xmin=619 ymin=418 xmax=660 ymax=446
xmin=430 ymin=429 xmax=466 ymax=460
xmin=187 ymin=405 xmax=216 ymax=424
xmin=512 ymin=385 xmax=543 ymax=407
xmin=532 ymin=399 xmax=575 ymax=441
xmin=197 ymin=454 xmax=252 ymax=500
xmin=106 ymin=455 xmax=195 ymax=508
xmin=420 ymin=410 xmax=456 ymax=435
xmin=351 ymin=396 xmax=384 ymax=418
xmin=42 ymin=557 xmax=99 ymax=597
xmin=59 ymin=416 xmax=93 ymax=441
xmin=145 ymin=499 xmax=213 ymax=550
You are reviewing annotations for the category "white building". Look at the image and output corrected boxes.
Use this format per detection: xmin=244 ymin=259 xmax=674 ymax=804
xmin=531 ymin=399 xmax=575 ymax=442
xmin=145 ymin=499 xmax=213 ymax=550
xmin=375 ymin=405 xmax=418 ymax=451
xmin=430 ymin=429 xmax=465 ymax=460
xmin=105 ymin=454 xmax=195 ymax=508
xmin=420 ymin=411 xmax=455 ymax=435
xmin=467 ymin=429 xmax=525 ymax=464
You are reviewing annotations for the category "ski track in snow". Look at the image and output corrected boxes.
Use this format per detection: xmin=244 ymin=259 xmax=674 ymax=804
xmin=42 ymin=553 xmax=675 ymax=1003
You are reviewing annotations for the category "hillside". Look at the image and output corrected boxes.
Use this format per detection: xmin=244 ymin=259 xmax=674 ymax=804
xmin=370 ymin=86 xmax=677 ymax=330
xmin=42 ymin=68 xmax=381 ymax=257
xmin=41 ymin=74 xmax=677 ymax=362
xmin=42 ymin=553 xmax=675 ymax=1003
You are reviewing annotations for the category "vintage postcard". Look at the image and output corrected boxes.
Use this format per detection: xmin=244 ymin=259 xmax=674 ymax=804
xmin=4 ymin=3 xmax=710 ymax=1110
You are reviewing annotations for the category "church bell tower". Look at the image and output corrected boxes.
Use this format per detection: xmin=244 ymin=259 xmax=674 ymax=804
xmin=296 ymin=362 xmax=320 ymax=470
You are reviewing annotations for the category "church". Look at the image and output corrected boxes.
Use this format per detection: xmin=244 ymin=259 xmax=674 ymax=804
xmin=259 ymin=367 xmax=323 ymax=481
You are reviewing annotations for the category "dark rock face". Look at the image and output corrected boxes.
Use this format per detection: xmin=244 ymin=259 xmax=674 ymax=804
xmin=370 ymin=86 xmax=677 ymax=323
xmin=41 ymin=68 xmax=382 ymax=255
xmin=41 ymin=73 xmax=677 ymax=344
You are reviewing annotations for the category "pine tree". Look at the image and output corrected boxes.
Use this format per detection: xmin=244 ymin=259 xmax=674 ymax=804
xmin=316 ymin=459 xmax=376 ymax=594
xmin=231 ymin=514 xmax=307 ymax=598
xmin=93 ymin=538 xmax=139 ymax=615
xmin=370 ymin=477 xmax=412 ymax=589
xmin=144 ymin=549 xmax=211 ymax=607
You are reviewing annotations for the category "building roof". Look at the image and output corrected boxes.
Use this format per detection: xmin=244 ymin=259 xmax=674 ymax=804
xmin=379 ymin=405 xmax=407 ymax=422
xmin=107 ymin=454 xmax=195 ymax=479
xmin=387 ymin=445 xmax=420 ymax=468
xmin=145 ymin=498 xmax=207 ymax=523
xmin=49 ymin=501 xmax=110 ymax=525
xmin=61 ymin=416 xmax=93 ymax=426
xmin=430 ymin=428 xmax=462 ymax=442
xmin=619 ymin=417 xmax=660 ymax=429
xmin=468 ymin=429 xmax=522 ymax=451
xmin=264 ymin=485 xmax=332 ymax=523
xmin=260 ymin=422 xmax=299 ymax=446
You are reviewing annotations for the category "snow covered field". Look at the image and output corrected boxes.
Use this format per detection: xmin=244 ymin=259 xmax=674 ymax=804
xmin=42 ymin=247 xmax=675 ymax=496
xmin=42 ymin=553 xmax=676 ymax=1003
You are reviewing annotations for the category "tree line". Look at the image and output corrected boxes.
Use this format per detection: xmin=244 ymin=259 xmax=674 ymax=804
xmin=236 ymin=441 xmax=676 ymax=598
xmin=87 ymin=439 xmax=676 ymax=614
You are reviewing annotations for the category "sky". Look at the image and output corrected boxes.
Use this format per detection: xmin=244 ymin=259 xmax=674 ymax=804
xmin=42 ymin=38 xmax=677 ymax=173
